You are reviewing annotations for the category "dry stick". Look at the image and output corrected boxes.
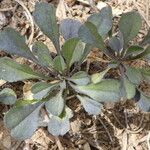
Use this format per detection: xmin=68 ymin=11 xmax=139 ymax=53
xmin=147 ymin=131 xmax=150 ymax=150
xmin=127 ymin=113 xmax=145 ymax=133
xmin=98 ymin=117 xmax=113 ymax=143
xmin=14 ymin=0 xmax=34 ymax=45
xmin=77 ymin=0 xmax=89 ymax=5
xmin=86 ymin=59 xmax=91 ymax=73
xmin=0 ymin=7 xmax=14 ymax=12
xmin=77 ymin=0 xmax=98 ymax=12
xmin=55 ymin=137 xmax=65 ymax=150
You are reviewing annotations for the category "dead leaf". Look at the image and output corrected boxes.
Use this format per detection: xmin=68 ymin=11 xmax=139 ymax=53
xmin=0 ymin=80 xmax=6 ymax=86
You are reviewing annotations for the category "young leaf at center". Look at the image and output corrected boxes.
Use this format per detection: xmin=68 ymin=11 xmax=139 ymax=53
xmin=62 ymin=38 xmax=84 ymax=68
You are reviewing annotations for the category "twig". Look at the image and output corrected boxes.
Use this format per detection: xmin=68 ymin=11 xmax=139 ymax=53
xmin=127 ymin=113 xmax=145 ymax=133
xmin=98 ymin=117 xmax=113 ymax=143
xmin=66 ymin=95 xmax=76 ymax=100
xmin=0 ymin=7 xmax=14 ymax=12
xmin=86 ymin=59 xmax=91 ymax=73
xmin=147 ymin=131 xmax=150 ymax=150
xmin=14 ymin=0 xmax=34 ymax=45
xmin=55 ymin=137 xmax=65 ymax=150
xmin=112 ymin=111 xmax=125 ymax=128
xmin=122 ymin=131 xmax=128 ymax=150
xmin=124 ymin=108 xmax=129 ymax=129
xmin=77 ymin=0 xmax=90 ymax=5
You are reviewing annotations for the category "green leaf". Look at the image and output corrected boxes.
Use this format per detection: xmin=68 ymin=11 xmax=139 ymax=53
xmin=31 ymin=82 xmax=58 ymax=100
xmin=126 ymin=45 xmax=144 ymax=56
xmin=0 ymin=28 xmax=36 ymax=62
xmin=69 ymin=71 xmax=90 ymax=85
xmin=15 ymin=99 xmax=40 ymax=107
xmin=119 ymin=12 xmax=142 ymax=46
xmin=141 ymin=29 xmax=150 ymax=46
xmin=0 ymin=57 xmax=47 ymax=82
xmin=78 ymin=21 xmax=106 ymax=50
xmin=143 ymin=46 xmax=150 ymax=60
xmin=4 ymin=102 xmax=44 ymax=140
xmin=33 ymin=2 xmax=60 ymax=53
xmin=62 ymin=38 xmax=84 ymax=67
xmin=125 ymin=46 xmax=150 ymax=60
xmin=59 ymin=19 xmax=82 ymax=40
xmin=32 ymin=42 xmax=53 ymax=67
xmin=137 ymin=93 xmax=150 ymax=112
xmin=48 ymin=107 xmax=73 ymax=136
xmin=141 ymin=68 xmax=150 ymax=83
xmin=80 ymin=44 xmax=93 ymax=63
xmin=53 ymin=55 xmax=66 ymax=72
xmin=125 ymin=66 xmax=143 ymax=84
xmin=71 ymin=79 xmax=120 ymax=102
xmin=0 ymin=88 xmax=16 ymax=105
xmin=88 ymin=6 xmax=112 ymax=38
xmin=45 ymin=90 xmax=65 ymax=116
xmin=77 ymin=95 xmax=102 ymax=115
xmin=91 ymin=68 xmax=110 ymax=84
xmin=123 ymin=77 xmax=136 ymax=99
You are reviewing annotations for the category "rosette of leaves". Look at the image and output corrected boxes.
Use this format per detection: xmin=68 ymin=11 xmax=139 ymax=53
xmin=0 ymin=2 xmax=122 ymax=140
xmin=78 ymin=7 xmax=150 ymax=112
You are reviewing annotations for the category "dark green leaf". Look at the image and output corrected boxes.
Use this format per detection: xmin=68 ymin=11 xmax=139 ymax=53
xmin=119 ymin=12 xmax=142 ymax=46
xmin=4 ymin=102 xmax=44 ymax=140
xmin=32 ymin=42 xmax=53 ymax=67
xmin=45 ymin=90 xmax=65 ymax=116
xmin=126 ymin=45 xmax=144 ymax=56
xmin=78 ymin=21 xmax=106 ymax=50
xmin=108 ymin=36 xmax=123 ymax=52
xmin=48 ymin=107 xmax=73 ymax=136
xmin=77 ymin=95 xmax=102 ymax=115
xmin=69 ymin=71 xmax=90 ymax=85
xmin=88 ymin=6 xmax=112 ymax=38
xmin=0 ymin=57 xmax=47 ymax=82
xmin=62 ymin=38 xmax=84 ymax=67
xmin=33 ymin=2 xmax=60 ymax=53
xmin=53 ymin=55 xmax=66 ymax=72
xmin=0 ymin=28 xmax=36 ymax=61
xmin=0 ymin=88 xmax=16 ymax=105
xmin=31 ymin=82 xmax=58 ymax=99
xmin=71 ymin=79 xmax=120 ymax=102
xmin=126 ymin=46 xmax=150 ymax=60
xmin=59 ymin=19 xmax=82 ymax=40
